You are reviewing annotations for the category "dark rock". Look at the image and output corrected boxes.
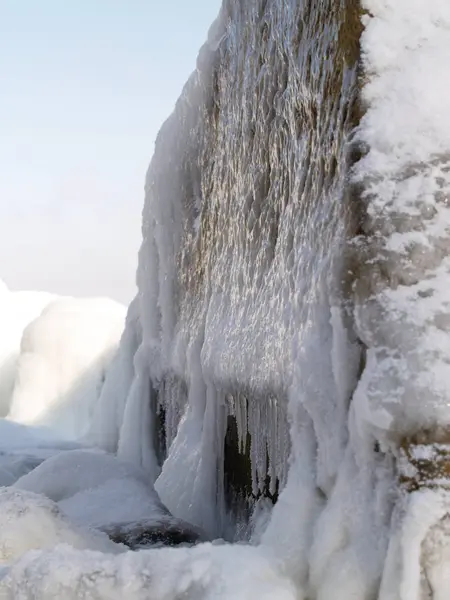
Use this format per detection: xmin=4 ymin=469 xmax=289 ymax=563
xmin=101 ymin=517 xmax=208 ymax=550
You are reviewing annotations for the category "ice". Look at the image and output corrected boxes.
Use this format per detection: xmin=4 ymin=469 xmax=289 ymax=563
xmin=87 ymin=298 xmax=142 ymax=454
xmin=0 ymin=419 xmax=86 ymax=486
xmin=0 ymin=288 xmax=55 ymax=416
xmin=0 ymin=488 xmax=121 ymax=565
xmin=7 ymin=297 xmax=126 ymax=439
xmin=0 ymin=543 xmax=297 ymax=600
xmin=59 ymin=476 xmax=169 ymax=530
xmin=13 ymin=449 xmax=161 ymax=505
xmin=353 ymin=0 xmax=450 ymax=440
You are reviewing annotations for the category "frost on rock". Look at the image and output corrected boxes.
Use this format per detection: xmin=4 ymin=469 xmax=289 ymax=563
xmin=350 ymin=0 xmax=450 ymax=597
xmin=7 ymin=297 xmax=126 ymax=439
xmin=353 ymin=0 xmax=450 ymax=446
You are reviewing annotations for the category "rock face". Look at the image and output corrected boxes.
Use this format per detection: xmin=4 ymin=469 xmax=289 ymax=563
xmin=89 ymin=0 xmax=450 ymax=597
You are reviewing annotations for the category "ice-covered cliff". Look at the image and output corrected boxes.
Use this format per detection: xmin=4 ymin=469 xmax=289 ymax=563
xmin=81 ymin=0 xmax=450 ymax=598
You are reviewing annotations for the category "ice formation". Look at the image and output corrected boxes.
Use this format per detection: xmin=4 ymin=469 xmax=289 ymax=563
xmin=0 ymin=418 xmax=93 ymax=486
xmin=7 ymin=297 xmax=126 ymax=439
xmin=0 ymin=488 xmax=121 ymax=564
xmin=13 ymin=449 xmax=169 ymax=525
xmin=0 ymin=543 xmax=296 ymax=600
xmin=0 ymin=287 xmax=55 ymax=416
xmin=2 ymin=0 xmax=450 ymax=598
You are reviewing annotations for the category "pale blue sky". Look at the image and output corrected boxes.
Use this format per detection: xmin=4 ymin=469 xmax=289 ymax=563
xmin=0 ymin=1 xmax=221 ymax=304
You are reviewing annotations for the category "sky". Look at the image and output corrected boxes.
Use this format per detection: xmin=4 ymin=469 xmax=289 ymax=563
xmin=0 ymin=0 xmax=221 ymax=305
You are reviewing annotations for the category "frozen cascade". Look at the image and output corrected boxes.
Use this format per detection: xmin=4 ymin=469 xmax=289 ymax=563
xmin=91 ymin=0 xmax=364 ymax=544
xmin=4 ymin=0 xmax=448 ymax=598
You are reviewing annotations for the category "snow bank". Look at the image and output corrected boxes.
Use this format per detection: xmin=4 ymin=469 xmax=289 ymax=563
xmin=7 ymin=297 xmax=126 ymax=439
xmin=0 ymin=488 xmax=120 ymax=565
xmin=0 ymin=543 xmax=297 ymax=600
xmin=0 ymin=290 xmax=55 ymax=416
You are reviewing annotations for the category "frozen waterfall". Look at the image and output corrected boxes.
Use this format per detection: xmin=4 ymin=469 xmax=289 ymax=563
xmin=2 ymin=0 xmax=450 ymax=598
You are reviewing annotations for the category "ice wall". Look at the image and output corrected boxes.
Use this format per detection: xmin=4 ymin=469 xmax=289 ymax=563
xmin=89 ymin=0 xmax=450 ymax=597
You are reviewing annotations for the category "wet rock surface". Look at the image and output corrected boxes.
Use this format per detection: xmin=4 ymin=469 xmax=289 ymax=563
xmin=103 ymin=517 xmax=207 ymax=549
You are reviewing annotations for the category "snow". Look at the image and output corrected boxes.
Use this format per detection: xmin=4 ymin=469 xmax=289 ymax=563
xmin=59 ymin=476 xmax=169 ymax=530
xmin=0 ymin=488 xmax=121 ymax=565
xmin=0 ymin=289 xmax=55 ymax=416
xmin=13 ymin=449 xmax=170 ymax=532
xmin=0 ymin=419 xmax=85 ymax=486
xmin=13 ymin=449 xmax=154 ymax=502
xmin=353 ymin=0 xmax=450 ymax=440
xmin=7 ymin=297 xmax=126 ymax=439
xmin=0 ymin=543 xmax=297 ymax=600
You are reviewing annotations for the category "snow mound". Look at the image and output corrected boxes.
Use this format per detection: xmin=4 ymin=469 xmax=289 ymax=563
xmin=13 ymin=449 xmax=161 ymax=506
xmin=7 ymin=297 xmax=126 ymax=439
xmin=0 ymin=290 xmax=56 ymax=416
xmin=0 ymin=488 xmax=121 ymax=565
xmin=0 ymin=543 xmax=297 ymax=600
xmin=59 ymin=475 xmax=170 ymax=529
